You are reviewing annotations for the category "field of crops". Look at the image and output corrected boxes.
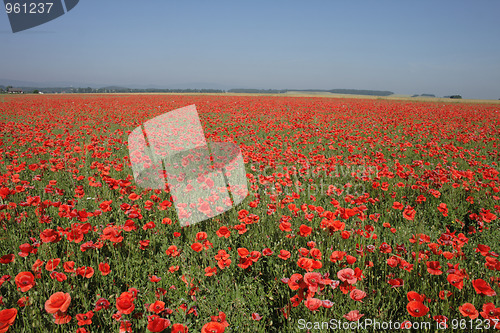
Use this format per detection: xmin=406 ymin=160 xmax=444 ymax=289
xmin=0 ymin=94 xmax=499 ymax=332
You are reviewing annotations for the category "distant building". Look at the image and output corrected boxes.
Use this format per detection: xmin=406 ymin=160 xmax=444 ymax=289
xmin=8 ymin=88 xmax=23 ymax=94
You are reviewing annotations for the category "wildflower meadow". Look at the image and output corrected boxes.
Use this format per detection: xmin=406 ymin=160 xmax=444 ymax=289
xmin=0 ymin=94 xmax=499 ymax=332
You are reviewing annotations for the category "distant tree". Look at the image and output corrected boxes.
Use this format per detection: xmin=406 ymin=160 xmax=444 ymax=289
xmin=228 ymin=88 xmax=287 ymax=94
xmin=33 ymin=89 xmax=39 ymax=94
xmin=449 ymin=95 xmax=462 ymax=99
xmin=328 ymin=89 xmax=394 ymax=96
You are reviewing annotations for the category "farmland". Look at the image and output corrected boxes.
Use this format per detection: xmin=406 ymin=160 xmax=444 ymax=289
xmin=0 ymin=94 xmax=499 ymax=332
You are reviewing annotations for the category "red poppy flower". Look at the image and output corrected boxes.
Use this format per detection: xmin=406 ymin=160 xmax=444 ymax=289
xmin=67 ymin=225 xmax=84 ymax=243
xmin=442 ymin=251 xmax=454 ymax=260
xmin=400 ymin=321 xmax=413 ymax=329
xmin=251 ymin=312 xmax=262 ymax=321
xmin=322 ymin=299 xmax=334 ymax=308
xmin=205 ymin=266 xmax=217 ymax=276
xmin=430 ymin=189 xmax=441 ymax=198
xmin=40 ymin=229 xmax=61 ymax=243
xmin=472 ymin=279 xmax=497 ymax=296
xmin=128 ymin=288 xmax=138 ymax=299
xmin=128 ymin=193 xmax=141 ymax=201
xmin=309 ymin=248 xmax=321 ymax=260
xmin=76 ymin=311 xmax=94 ymax=326
xmin=303 ymin=272 xmax=322 ymax=292
xmin=214 ymin=250 xmax=231 ymax=268
xmin=437 ymin=203 xmax=448 ymax=216
xmin=416 ymin=195 xmax=427 ymax=203
xmin=297 ymin=257 xmax=315 ymax=271
xmin=53 ymin=311 xmax=71 ymax=324
xmin=116 ymin=292 xmax=135 ymax=314
xmin=341 ymin=230 xmax=351 ymax=239
xmin=249 ymin=251 xmax=261 ymax=263
xmin=403 ymin=206 xmax=416 ymax=220
xmin=191 ymin=242 xmax=203 ymax=252
xmin=298 ymin=224 xmax=312 ymax=237
xmin=99 ymin=200 xmax=112 ymax=212
xmin=459 ymin=303 xmax=478 ymax=319
xmin=98 ymin=263 xmax=111 ymax=276
xmin=0 ymin=254 xmax=14 ymax=264
xmin=438 ymin=290 xmax=453 ymax=300
xmin=480 ymin=209 xmax=497 ymax=223
xmin=433 ymin=315 xmax=448 ymax=328
xmin=142 ymin=221 xmax=156 ymax=230
xmin=149 ymin=275 xmax=161 ymax=283
xmin=76 ymin=266 xmax=94 ymax=279
xmin=0 ymin=308 xmax=17 ymax=332
xmin=45 ymin=292 xmax=71 ymax=314
xmin=15 ymin=271 xmax=35 ymax=292
xmin=159 ymin=217 xmax=172 ymax=225
xmin=201 ymin=321 xmax=225 ymax=333
xmin=211 ymin=311 xmax=229 ymax=328
xmin=279 ymin=221 xmax=292 ymax=232
xmin=238 ymin=257 xmax=252 ymax=269
xmin=392 ymin=201 xmax=404 ymax=210
xmin=379 ymin=242 xmax=392 ymax=253
xmin=17 ymin=296 xmax=29 ymax=307
xmin=343 ymin=310 xmax=364 ymax=321
xmin=94 ymin=297 xmax=110 ymax=312
xmin=407 ymin=301 xmax=429 ymax=317
xmin=480 ymin=302 xmax=500 ymax=319
xmin=101 ymin=226 xmax=123 ymax=243
xmin=63 ymin=261 xmax=75 ymax=272
xmin=216 ymin=226 xmax=231 ymax=238
xmin=196 ymin=232 xmax=207 ymax=241
xmin=123 ymin=220 xmax=137 ymax=231
xmin=298 ymin=247 xmax=309 ymax=257
xmin=18 ymin=243 xmax=35 ymax=257
xmin=288 ymin=273 xmax=304 ymax=290
xmin=262 ymin=248 xmax=273 ymax=256
xmin=337 ymin=268 xmax=357 ymax=284
xmin=388 ymin=278 xmax=404 ymax=288
xmin=217 ymin=258 xmax=231 ymax=269
xmin=50 ymin=272 xmax=67 ymax=282
xmin=165 ymin=245 xmax=180 ymax=257
xmin=350 ymin=289 xmax=367 ymax=302
xmin=346 ymin=255 xmax=357 ymax=264
xmin=426 ymin=261 xmax=443 ymax=275
xmin=147 ymin=315 xmax=171 ymax=332
xmin=148 ymin=301 xmax=165 ymax=314
xmin=171 ymin=323 xmax=188 ymax=333
xmin=304 ymin=297 xmax=322 ymax=311
xmin=447 ymin=274 xmax=464 ymax=290
xmin=330 ymin=251 xmax=346 ymax=263
xmin=278 ymin=250 xmax=291 ymax=260
xmin=407 ymin=291 xmax=425 ymax=302
xmin=119 ymin=320 xmax=132 ymax=332
xmin=237 ymin=248 xmax=250 ymax=258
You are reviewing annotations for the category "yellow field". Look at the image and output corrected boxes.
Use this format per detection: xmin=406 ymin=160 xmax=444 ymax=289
xmin=2 ymin=92 xmax=499 ymax=105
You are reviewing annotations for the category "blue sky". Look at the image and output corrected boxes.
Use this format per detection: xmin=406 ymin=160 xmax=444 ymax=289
xmin=1 ymin=0 xmax=500 ymax=99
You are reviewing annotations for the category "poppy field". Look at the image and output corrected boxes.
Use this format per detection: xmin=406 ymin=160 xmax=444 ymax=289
xmin=0 ymin=94 xmax=499 ymax=332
